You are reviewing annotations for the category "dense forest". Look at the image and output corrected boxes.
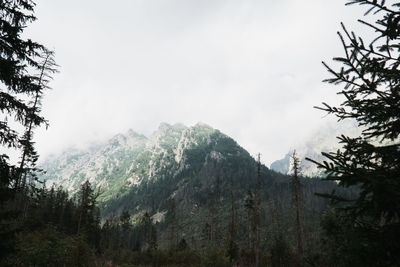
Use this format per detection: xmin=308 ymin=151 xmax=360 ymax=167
xmin=1 ymin=0 xmax=399 ymax=266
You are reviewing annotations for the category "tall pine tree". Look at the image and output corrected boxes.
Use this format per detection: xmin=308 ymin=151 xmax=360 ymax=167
xmin=0 ymin=0 xmax=50 ymax=193
xmin=0 ymin=1 xmax=56 ymax=261
xmin=308 ymin=1 xmax=400 ymax=265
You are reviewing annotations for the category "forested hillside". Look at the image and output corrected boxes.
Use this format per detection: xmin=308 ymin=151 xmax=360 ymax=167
xmin=40 ymin=123 xmax=353 ymax=257
xmin=1 ymin=0 xmax=399 ymax=266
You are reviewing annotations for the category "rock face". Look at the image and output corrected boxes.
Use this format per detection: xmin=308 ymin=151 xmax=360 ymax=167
xmin=40 ymin=122 xmax=253 ymax=203
xmin=40 ymin=129 xmax=148 ymax=199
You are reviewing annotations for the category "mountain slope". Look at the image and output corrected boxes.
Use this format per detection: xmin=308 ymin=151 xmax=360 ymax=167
xmin=40 ymin=122 xmax=344 ymax=249
xmin=40 ymin=122 xmax=259 ymax=203
xmin=41 ymin=129 xmax=148 ymax=200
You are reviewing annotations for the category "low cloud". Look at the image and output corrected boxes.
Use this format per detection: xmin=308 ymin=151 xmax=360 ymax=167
xmin=28 ymin=0 xmax=369 ymax=165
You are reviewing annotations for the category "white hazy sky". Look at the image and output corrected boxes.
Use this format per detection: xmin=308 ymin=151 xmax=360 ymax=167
xmin=24 ymin=0 xmax=370 ymax=165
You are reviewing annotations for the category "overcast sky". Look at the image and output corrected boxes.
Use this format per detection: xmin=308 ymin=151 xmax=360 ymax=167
xmin=24 ymin=0 xmax=369 ymax=165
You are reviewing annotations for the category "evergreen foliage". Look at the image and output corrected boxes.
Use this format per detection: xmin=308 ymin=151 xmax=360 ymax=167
xmin=0 ymin=0 xmax=56 ymax=191
xmin=308 ymin=0 xmax=400 ymax=265
xmin=1 ymin=183 xmax=100 ymax=266
xmin=0 ymin=0 xmax=57 ymax=262
xmin=3 ymin=1 xmax=395 ymax=266
xmin=291 ymin=151 xmax=304 ymax=259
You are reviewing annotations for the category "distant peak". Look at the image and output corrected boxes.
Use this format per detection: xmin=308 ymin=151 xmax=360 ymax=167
xmin=194 ymin=122 xmax=212 ymax=128
xmin=111 ymin=133 xmax=125 ymax=140
xmin=158 ymin=122 xmax=171 ymax=130
xmin=155 ymin=122 xmax=188 ymax=133
xmin=127 ymin=129 xmax=147 ymax=139
xmin=171 ymin=123 xmax=187 ymax=130
xmin=149 ymin=122 xmax=188 ymax=141
xmin=127 ymin=129 xmax=136 ymax=134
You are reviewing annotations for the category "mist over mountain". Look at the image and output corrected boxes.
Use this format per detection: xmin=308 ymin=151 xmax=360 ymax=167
xmin=270 ymin=120 xmax=362 ymax=176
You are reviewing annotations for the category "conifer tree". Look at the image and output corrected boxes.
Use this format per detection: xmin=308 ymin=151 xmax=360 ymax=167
xmin=210 ymin=173 xmax=222 ymax=246
xmin=227 ymin=190 xmax=238 ymax=264
xmin=119 ymin=209 xmax=131 ymax=248
xmin=291 ymin=151 xmax=303 ymax=259
xmin=201 ymin=222 xmax=212 ymax=251
xmin=0 ymin=0 xmax=55 ymax=260
xmin=0 ymin=0 xmax=52 ymax=195
xmin=76 ymin=180 xmax=100 ymax=244
xmin=308 ymin=1 xmax=400 ymax=265
xmin=244 ymin=190 xmax=255 ymax=252
xmin=167 ymin=198 xmax=178 ymax=249
xmin=244 ymin=154 xmax=262 ymax=267
xmin=142 ymin=212 xmax=157 ymax=251
xmin=17 ymin=50 xmax=57 ymax=191
xmin=254 ymin=154 xmax=261 ymax=267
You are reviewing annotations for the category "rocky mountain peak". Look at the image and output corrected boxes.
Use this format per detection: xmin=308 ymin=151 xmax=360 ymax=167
xmin=127 ymin=129 xmax=146 ymax=139
xmin=39 ymin=123 xmax=241 ymax=201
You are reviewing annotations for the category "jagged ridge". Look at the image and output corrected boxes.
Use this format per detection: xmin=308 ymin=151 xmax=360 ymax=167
xmin=40 ymin=122 xmax=251 ymax=203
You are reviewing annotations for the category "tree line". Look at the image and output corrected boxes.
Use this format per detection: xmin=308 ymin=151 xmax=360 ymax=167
xmin=1 ymin=0 xmax=399 ymax=266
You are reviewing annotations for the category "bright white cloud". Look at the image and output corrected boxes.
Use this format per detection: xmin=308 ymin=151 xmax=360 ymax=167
xmin=24 ymin=0 xmax=371 ymax=165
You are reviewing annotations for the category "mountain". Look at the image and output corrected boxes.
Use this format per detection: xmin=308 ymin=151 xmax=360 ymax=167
xmin=40 ymin=129 xmax=148 ymax=199
xmin=40 ymin=122 xmax=343 ymax=249
xmin=270 ymin=120 xmax=362 ymax=176
xmin=40 ymin=122 xmax=263 ymax=203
